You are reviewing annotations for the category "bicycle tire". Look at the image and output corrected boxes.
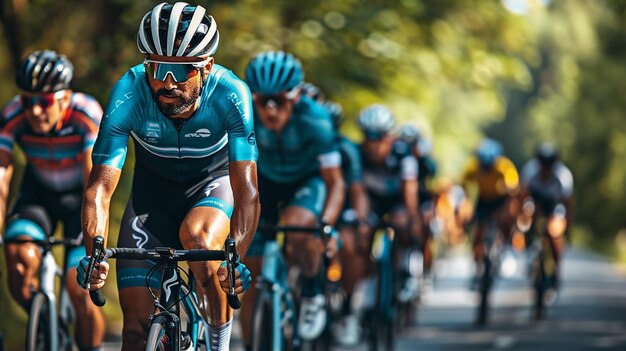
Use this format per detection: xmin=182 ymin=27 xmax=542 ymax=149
xmin=252 ymin=290 xmax=275 ymax=351
xmin=26 ymin=293 xmax=53 ymax=351
xmin=145 ymin=316 xmax=169 ymax=351
xmin=533 ymin=251 xmax=547 ymax=320
xmin=477 ymin=256 xmax=493 ymax=326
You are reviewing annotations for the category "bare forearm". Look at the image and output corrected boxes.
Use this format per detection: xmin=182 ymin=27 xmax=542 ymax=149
xmin=322 ymin=176 xmax=346 ymax=226
xmin=229 ymin=162 xmax=260 ymax=259
xmin=82 ymin=186 xmax=111 ymax=254
xmin=350 ymin=183 xmax=370 ymax=223
xmin=0 ymin=165 xmax=14 ymax=232
xmin=403 ymin=180 xmax=420 ymax=219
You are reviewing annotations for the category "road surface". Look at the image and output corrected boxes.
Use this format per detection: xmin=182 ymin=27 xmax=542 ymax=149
xmin=103 ymin=246 xmax=626 ymax=350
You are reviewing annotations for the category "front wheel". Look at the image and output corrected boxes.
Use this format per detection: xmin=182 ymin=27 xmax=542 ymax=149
xmin=26 ymin=293 xmax=54 ymax=351
xmin=145 ymin=316 xmax=170 ymax=351
xmin=252 ymin=289 xmax=276 ymax=351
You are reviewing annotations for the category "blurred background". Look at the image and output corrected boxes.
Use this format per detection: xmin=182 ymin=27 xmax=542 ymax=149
xmin=1 ymin=0 xmax=625 ymax=349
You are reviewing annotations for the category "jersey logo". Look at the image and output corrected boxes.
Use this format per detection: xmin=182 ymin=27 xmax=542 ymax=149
xmin=185 ymin=128 xmax=211 ymax=138
xmin=204 ymin=182 xmax=220 ymax=197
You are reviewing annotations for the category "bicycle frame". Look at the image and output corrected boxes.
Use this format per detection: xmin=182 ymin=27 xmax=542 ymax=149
xmin=1 ymin=237 xmax=78 ymax=351
xmin=258 ymin=238 xmax=300 ymax=349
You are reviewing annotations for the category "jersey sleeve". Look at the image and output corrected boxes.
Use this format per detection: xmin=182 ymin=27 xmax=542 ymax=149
xmin=73 ymin=93 xmax=104 ymax=152
xmin=221 ymin=74 xmax=258 ymax=162
xmin=498 ymin=157 xmax=519 ymax=193
xmin=555 ymin=163 xmax=574 ymax=198
xmin=310 ymin=107 xmax=341 ymax=169
xmin=0 ymin=97 xmax=22 ymax=153
xmin=340 ymin=138 xmax=363 ymax=184
xmin=401 ymin=155 xmax=419 ymax=180
xmin=92 ymin=72 xmax=138 ymax=169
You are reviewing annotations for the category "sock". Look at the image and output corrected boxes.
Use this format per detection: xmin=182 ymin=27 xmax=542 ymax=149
xmin=343 ymin=292 xmax=353 ymax=315
xmin=209 ymin=319 xmax=233 ymax=351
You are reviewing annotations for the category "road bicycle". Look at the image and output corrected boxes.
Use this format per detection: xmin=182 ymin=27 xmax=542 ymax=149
xmin=83 ymin=235 xmax=241 ymax=351
xmin=528 ymin=202 xmax=566 ymax=320
xmin=364 ymin=221 xmax=397 ymax=351
xmin=1 ymin=236 xmax=82 ymax=351
xmin=250 ymin=223 xmax=330 ymax=351
xmin=475 ymin=218 xmax=505 ymax=326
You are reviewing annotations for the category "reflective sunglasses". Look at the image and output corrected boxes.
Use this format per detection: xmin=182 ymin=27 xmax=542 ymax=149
xmin=253 ymin=88 xmax=299 ymax=108
xmin=143 ymin=59 xmax=208 ymax=82
xmin=21 ymin=90 xmax=65 ymax=109
xmin=364 ymin=130 xmax=386 ymax=141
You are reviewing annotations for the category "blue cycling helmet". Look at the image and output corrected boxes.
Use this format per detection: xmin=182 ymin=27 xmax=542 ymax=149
xmin=245 ymin=51 xmax=304 ymax=95
xmin=476 ymin=138 xmax=503 ymax=168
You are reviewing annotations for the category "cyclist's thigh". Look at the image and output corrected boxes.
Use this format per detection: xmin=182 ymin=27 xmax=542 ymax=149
xmin=182 ymin=175 xmax=233 ymax=250
xmin=58 ymin=191 xmax=86 ymax=271
xmin=284 ymin=176 xmax=326 ymax=223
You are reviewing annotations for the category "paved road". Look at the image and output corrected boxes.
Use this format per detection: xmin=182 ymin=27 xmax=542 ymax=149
xmin=104 ymin=246 xmax=626 ymax=350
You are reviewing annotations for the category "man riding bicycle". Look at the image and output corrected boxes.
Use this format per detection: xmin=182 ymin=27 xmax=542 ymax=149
xmin=399 ymin=124 xmax=437 ymax=283
xmin=240 ymin=51 xmax=345 ymax=346
xmin=319 ymin=99 xmax=372 ymax=345
xmin=462 ymin=138 xmax=519 ymax=287
xmin=0 ymin=50 xmax=105 ymax=351
xmin=520 ymin=142 xmax=573 ymax=291
xmin=358 ymin=105 xmax=422 ymax=303
xmin=77 ymin=3 xmax=259 ymax=350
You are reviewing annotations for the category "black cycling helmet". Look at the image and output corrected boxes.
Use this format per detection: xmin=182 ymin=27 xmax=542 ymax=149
xmin=535 ymin=141 xmax=559 ymax=166
xmin=137 ymin=2 xmax=219 ymax=57
xmin=16 ymin=50 xmax=73 ymax=93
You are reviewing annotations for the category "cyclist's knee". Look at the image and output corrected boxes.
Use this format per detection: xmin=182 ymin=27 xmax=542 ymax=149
xmin=180 ymin=208 xmax=229 ymax=250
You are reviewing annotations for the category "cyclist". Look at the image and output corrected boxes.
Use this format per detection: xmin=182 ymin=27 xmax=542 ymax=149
xmin=77 ymin=3 xmax=259 ymax=350
xmin=520 ymin=142 xmax=573 ymax=290
xmin=241 ymin=51 xmax=345 ymax=345
xmin=323 ymin=100 xmax=371 ymax=345
xmin=358 ymin=105 xmax=422 ymax=302
xmin=399 ymin=124 xmax=437 ymax=282
xmin=0 ymin=50 xmax=105 ymax=351
xmin=462 ymin=138 xmax=519 ymax=287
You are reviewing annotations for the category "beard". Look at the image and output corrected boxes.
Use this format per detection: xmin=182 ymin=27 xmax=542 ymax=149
xmin=153 ymin=85 xmax=201 ymax=117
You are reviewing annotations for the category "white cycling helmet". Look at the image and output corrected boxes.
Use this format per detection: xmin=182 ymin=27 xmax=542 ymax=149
xmin=357 ymin=104 xmax=396 ymax=138
xmin=137 ymin=2 xmax=219 ymax=57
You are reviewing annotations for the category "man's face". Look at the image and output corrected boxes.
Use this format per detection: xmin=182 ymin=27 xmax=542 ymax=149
xmin=253 ymin=91 xmax=297 ymax=132
xmin=21 ymin=90 xmax=69 ymax=134
xmin=362 ymin=133 xmax=394 ymax=164
xmin=145 ymin=54 xmax=213 ymax=118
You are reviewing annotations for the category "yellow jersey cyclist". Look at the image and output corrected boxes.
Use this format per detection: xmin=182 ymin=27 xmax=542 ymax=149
xmin=462 ymin=138 xmax=520 ymax=287
xmin=240 ymin=52 xmax=345 ymax=346
xmin=76 ymin=3 xmax=260 ymax=350
xmin=520 ymin=142 xmax=574 ymax=291
xmin=0 ymin=50 xmax=106 ymax=351
xmin=358 ymin=105 xmax=422 ymax=303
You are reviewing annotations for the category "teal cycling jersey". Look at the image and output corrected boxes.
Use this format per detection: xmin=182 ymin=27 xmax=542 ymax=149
xmin=255 ymin=96 xmax=340 ymax=183
xmin=338 ymin=136 xmax=362 ymax=185
xmin=92 ymin=64 xmax=257 ymax=182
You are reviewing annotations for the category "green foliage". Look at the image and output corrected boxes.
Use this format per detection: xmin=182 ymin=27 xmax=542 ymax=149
xmin=1 ymin=0 xmax=625 ymax=344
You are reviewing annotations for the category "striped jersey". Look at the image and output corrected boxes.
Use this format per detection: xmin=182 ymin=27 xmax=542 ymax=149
xmin=0 ymin=93 xmax=103 ymax=191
